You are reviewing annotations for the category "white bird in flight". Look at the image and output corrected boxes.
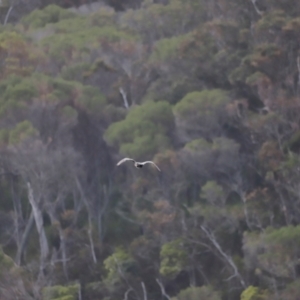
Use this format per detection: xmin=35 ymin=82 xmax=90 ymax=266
xmin=116 ymin=158 xmax=161 ymax=171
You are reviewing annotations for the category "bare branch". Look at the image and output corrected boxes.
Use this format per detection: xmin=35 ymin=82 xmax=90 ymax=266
xmin=123 ymin=288 xmax=133 ymax=300
xmin=15 ymin=210 xmax=34 ymax=265
xmin=141 ymin=282 xmax=148 ymax=300
xmin=78 ymin=282 xmax=82 ymax=300
xmin=156 ymin=278 xmax=170 ymax=300
xmin=200 ymin=225 xmax=246 ymax=288
xmin=75 ymin=177 xmax=97 ymax=264
xmin=119 ymin=87 xmax=130 ymax=109
xmin=115 ymin=208 xmax=141 ymax=225
xmin=249 ymin=0 xmax=263 ymax=16
xmin=113 ymin=256 xmax=140 ymax=300
xmin=27 ymin=182 xmax=49 ymax=276
xmin=4 ymin=5 xmax=13 ymax=25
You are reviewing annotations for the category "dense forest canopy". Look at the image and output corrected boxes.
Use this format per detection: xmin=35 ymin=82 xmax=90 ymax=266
xmin=0 ymin=0 xmax=300 ymax=299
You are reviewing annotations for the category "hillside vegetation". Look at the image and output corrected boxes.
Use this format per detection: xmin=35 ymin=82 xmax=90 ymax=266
xmin=0 ymin=1 xmax=300 ymax=299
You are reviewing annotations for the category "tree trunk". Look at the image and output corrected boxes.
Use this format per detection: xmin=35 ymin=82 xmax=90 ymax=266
xmin=4 ymin=5 xmax=13 ymax=25
xmin=200 ymin=225 xmax=246 ymax=288
xmin=76 ymin=178 xmax=97 ymax=263
xmin=47 ymin=204 xmax=70 ymax=280
xmin=26 ymin=182 xmax=49 ymax=275
xmin=58 ymin=226 xmax=69 ymax=280
xmin=10 ymin=175 xmax=23 ymax=246
xmin=15 ymin=210 xmax=34 ymax=265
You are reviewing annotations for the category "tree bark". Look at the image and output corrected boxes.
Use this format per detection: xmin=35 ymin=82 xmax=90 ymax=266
xmin=119 ymin=87 xmax=129 ymax=109
xmin=15 ymin=210 xmax=34 ymax=265
xmin=156 ymin=278 xmax=170 ymax=300
xmin=4 ymin=5 xmax=13 ymax=25
xmin=123 ymin=288 xmax=133 ymax=300
xmin=76 ymin=178 xmax=97 ymax=263
xmin=200 ymin=225 xmax=246 ymax=288
xmin=141 ymin=282 xmax=147 ymax=300
xmin=26 ymin=182 xmax=49 ymax=275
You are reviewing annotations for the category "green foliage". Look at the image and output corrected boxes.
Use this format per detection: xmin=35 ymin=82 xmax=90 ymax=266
xmin=50 ymin=78 xmax=79 ymax=100
xmin=8 ymin=120 xmax=38 ymax=145
xmin=243 ymin=226 xmax=300 ymax=278
xmin=46 ymin=77 xmax=106 ymax=112
xmin=89 ymin=7 xmax=116 ymax=27
xmin=206 ymin=20 xmax=240 ymax=48
xmin=160 ymin=238 xmax=188 ymax=278
xmin=0 ymin=129 xmax=9 ymax=146
xmin=183 ymin=137 xmax=240 ymax=182
xmin=242 ymin=43 xmax=282 ymax=79
xmin=212 ymin=136 xmax=240 ymax=152
xmin=0 ymin=247 xmax=14 ymax=271
xmin=173 ymin=20 xmax=245 ymax=88
xmin=265 ymin=225 xmax=300 ymax=249
xmin=174 ymin=90 xmax=230 ymax=137
xmin=266 ymin=0 xmax=300 ymax=16
xmin=105 ymin=101 xmax=174 ymax=159
xmin=201 ymin=181 xmax=225 ymax=206
xmin=184 ymin=138 xmax=212 ymax=152
xmin=255 ymin=10 xmax=288 ymax=32
xmin=185 ymin=136 xmax=239 ymax=159
xmin=120 ymin=0 xmax=205 ymax=41
xmin=78 ymin=86 xmax=106 ymax=112
xmin=240 ymin=286 xmax=268 ymax=300
xmin=0 ymin=74 xmax=22 ymax=94
xmin=42 ymin=283 xmax=79 ymax=300
xmin=0 ymin=75 xmax=37 ymax=117
xmin=171 ymin=285 xmax=221 ymax=300
xmin=103 ymin=247 xmax=135 ymax=284
xmin=229 ymin=63 xmax=254 ymax=84
xmin=230 ymin=41 xmax=283 ymax=84
xmin=0 ymin=31 xmax=38 ymax=78
xmin=280 ymin=279 xmax=300 ymax=300
xmin=149 ymin=34 xmax=191 ymax=63
xmin=283 ymin=17 xmax=300 ymax=35
xmin=184 ymin=137 xmax=240 ymax=159
xmin=60 ymin=62 xmax=90 ymax=81
xmin=41 ymin=17 xmax=136 ymax=64
xmin=22 ymin=5 xmax=76 ymax=28
xmin=3 ymin=77 xmax=37 ymax=101
xmin=245 ymin=71 xmax=269 ymax=86
xmin=1 ymin=0 xmax=300 ymax=298
xmin=61 ymin=106 xmax=78 ymax=121
xmin=178 ymin=27 xmax=217 ymax=71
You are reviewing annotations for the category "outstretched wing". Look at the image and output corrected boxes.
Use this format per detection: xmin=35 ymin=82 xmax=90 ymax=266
xmin=116 ymin=158 xmax=135 ymax=166
xmin=141 ymin=161 xmax=161 ymax=171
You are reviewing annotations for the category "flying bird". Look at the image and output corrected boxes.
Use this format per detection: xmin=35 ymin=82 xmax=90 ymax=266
xmin=116 ymin=158 xmax=161 ymax=171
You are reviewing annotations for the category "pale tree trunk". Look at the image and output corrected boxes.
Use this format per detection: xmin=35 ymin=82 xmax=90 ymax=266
xmin=26 ymin=182 xmax=49 ymax=276
xmin=76 ymin=178 xmax=97 ymax=263
xmin=249 ymin=0 xmax=263 ymax=16
xmin=240 ymin=191 xmax=252 ymax=230
xmin=78 ymin=282 xmax=82 ymax=300
xmin=141 ymin=282 xmax=148 ymax=300
xmin=88 ymin=216 xmax=97 ymax=263
xmin=123 ymin=288 xmax=133 ymax=300
xmin=4 ymin=5 xmax=13 ymax=25
xmin=10 ymin=175 xmax=23 ymax=246
xmin=97 ymin=184 xmax=110 ymax=243
xmin=58 ymin=226 xmax=68 ymax=280
xmin=10 ymin=175 xmax=33 ymax=266
xmin=15 ymin=210 xmax=34 ymax=265
xmin=119 ymin=87 xmax=129 ymax=109
xmin=200 ymin=225 xmax=246 ymax=288
xmin=47 ymin=203 xmax=69 ymax=280
xmin=156 ymin=278 xmax=170 ymax=300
